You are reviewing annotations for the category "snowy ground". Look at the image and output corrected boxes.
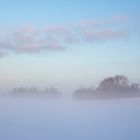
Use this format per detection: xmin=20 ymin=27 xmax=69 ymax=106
xmin=0 ymin=96 xmax=140 ymax=140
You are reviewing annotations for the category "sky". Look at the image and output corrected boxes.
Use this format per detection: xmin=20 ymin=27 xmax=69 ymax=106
xmin=0 ymin=0 xmax=140 ymax=92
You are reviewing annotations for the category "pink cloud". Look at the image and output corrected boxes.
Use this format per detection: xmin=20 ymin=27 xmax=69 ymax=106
xmin=83 ymin=29 xmax=127 ymax=42
xmin=0 ymin=38 xmax=12 ymax=50
xmin=46 ymin=25 xmax=79 ymax=44
xmin=83 ymin=30 xmax=94 ymax=42
xmin=95 ymin=29 xmax=127 ymax=41
xmin=16 ymin=44 xmax=42 ymax=53
xmin=64 ymin=34 xmax=79 ymax=44
xmin=13 ymin=25 xmax=38 ymax=45
xmin=0 ymin=16 xmax=130 ymax=57
xmin=47 ymin=42 xmax=64 ymax=51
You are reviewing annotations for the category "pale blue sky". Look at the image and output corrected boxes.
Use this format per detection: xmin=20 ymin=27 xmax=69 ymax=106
xmin=0 ymin=0 xmax=140 ymax=92
xmin=0 ymin=0 xmax=140 ymax=26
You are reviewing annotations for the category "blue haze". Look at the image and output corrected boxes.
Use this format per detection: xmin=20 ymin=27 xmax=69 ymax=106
xmin=0 ymin=97 xmax=140 ymax=140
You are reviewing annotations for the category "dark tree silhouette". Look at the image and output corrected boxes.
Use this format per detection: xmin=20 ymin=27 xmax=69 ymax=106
xmin=98 ymin=75 xmax=129 ymax=90
xmin=73 ymin=87 xmax=95 ymax=99
xmin=12 ymin=87 xmax=39 ymax=94
xmin=73 ymin=75 xmax=140 ymax=100
xmin=10 ymin=86 xmax=63 ymax=98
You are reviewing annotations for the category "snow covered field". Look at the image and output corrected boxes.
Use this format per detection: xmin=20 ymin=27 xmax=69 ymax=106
xmin=0 ymin=96 xmax=140 ymax=140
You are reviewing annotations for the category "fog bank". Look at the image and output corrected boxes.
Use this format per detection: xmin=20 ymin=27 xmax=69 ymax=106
xmin=0 ymin=96 xmax=140 ymax=140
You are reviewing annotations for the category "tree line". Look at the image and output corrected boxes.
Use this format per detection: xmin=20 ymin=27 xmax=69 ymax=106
xmin=73 ymin=75 xmax=140 ymax=100
xmin=8 ymin=75 xmax=140 ymax=99
xmin=10 ymin=87 xmax=62 ymax=98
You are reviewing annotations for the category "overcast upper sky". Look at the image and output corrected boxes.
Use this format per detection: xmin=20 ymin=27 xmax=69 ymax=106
xmin=0 ymin=0 xmax=140 ymax=92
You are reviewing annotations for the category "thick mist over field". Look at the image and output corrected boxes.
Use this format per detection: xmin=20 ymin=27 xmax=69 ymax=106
xmin=0 ymin=96 xmax=140 ymax=140
xmin=0 ymin=0 xmax=140 ymax=140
